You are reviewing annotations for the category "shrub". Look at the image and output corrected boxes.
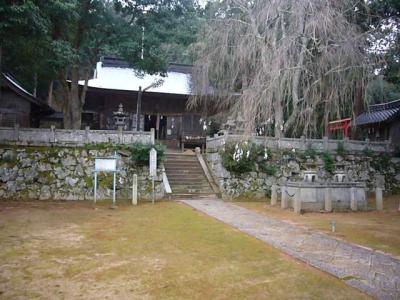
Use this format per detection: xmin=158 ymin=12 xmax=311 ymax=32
xmin=303 ymin=146 xmax=317 ymax=159
xmin=336 ymin=141 xmax=347 ymax=156
xmin=221 ymin=141 xmax=257 ymax=174
xmin=259 ymin=163 xmax=278 ymax=176
xmin=321 ymin=152 xmax=335 ymax=174
xmin=362 ymin=147 xmax=374 ymax=157
xmin=127 ymin=143 xmax=165 ymax=165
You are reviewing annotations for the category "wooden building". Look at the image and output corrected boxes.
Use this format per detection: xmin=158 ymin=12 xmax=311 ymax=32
xmin=354 ymin=99 xmax=400 ymax=146
xmin=81 ymin=57 xmax=205 ymax=148
xmin=0 ymin=73 xmax=53 ymax=128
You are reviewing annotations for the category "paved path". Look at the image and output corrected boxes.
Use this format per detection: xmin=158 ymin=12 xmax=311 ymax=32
xmin=180 ymin=199 xmax=400 ymax=300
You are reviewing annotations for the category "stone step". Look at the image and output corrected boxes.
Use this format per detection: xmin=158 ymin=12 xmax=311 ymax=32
xmin=171 ymin=193 xmax=218 ymax=200
xmin=169 ymin=184 xmax=211 ymax=190
xmin=165 ymin=156 xmax=198 ymax=161
xmin=164 ymin=168 xmax=204 ymax=173
xmin=172 ymin=189 xmax=214 ymax=195
xmin=167 ymin=175 xmax=207 ymax=181
xmin=165 ymin=166 xmax=204 ymax=171
xmin=164 ymin=162 xmax=201 ymax=167
xmin=171 ymin=185 xmax=213 ymax=190
xmin=165 ymin=153 xmax=218 ymax=199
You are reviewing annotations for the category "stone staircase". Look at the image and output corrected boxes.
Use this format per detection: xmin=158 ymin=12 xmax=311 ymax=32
xmin=164 ymin=153 xmax=218 ymax=199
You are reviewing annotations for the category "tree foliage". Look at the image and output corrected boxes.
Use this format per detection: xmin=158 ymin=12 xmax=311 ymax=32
xmin=190 ymin=0 xmax=372 ymax=138
xmin=1 ymin=0 xmax=203 ymax=128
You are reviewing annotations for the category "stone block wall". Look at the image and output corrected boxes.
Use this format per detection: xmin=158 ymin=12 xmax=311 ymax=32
xmin=206 ymin=151 xmax=400 ymax=200
xmin=0 ymin=146 xmax=164 ymax=201
xmin=0 ymin=126 xmax=153 ymax=146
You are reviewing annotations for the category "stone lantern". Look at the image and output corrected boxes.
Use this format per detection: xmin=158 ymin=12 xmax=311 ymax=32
xmin=113 ymin=103 xmax=128 ymax=130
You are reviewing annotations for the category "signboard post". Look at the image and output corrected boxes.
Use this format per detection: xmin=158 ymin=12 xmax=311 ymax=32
xmin=93 ymin=154 xmax=119 ymax=206
xmin=149 ymin=148 xmax=157 ymax=204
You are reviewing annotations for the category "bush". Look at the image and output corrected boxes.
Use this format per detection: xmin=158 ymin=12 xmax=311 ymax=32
xmin=321 ymin=152 xmax=335 ymax=174
xmin=336 ymin=142 xmax=347 ymax=156
xmin=221 ymin=141 xmax=257 ymax=174
xmin=259 ymin=163 xmax=278 ymax=175
xmin=127 ymin=143 xmax=165 ymax=165
xmin=362 ymin=147 xmax=374 ymax=157
xmin=303 ymin=147 xmax=317 ymax=159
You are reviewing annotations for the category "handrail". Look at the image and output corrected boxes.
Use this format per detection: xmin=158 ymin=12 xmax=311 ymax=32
xmin=161 ymin=166 xmax=172 ymax=195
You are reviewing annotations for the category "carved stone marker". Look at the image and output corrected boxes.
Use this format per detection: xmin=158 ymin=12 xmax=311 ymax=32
xmin=271 ymin=185 xmax=277 ymax=206
xmin=294 ymin=188 xmax=302 ymax=214
xmin=132 ymin=174 xmax=138 ymax=206
xmin=376 ymin=187 xmax=383 ymax=211
xmin=281 ymin=186 xmax=288 ymax=209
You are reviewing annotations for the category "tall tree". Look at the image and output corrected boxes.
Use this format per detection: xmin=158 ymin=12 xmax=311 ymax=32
xmin=1 ymin=0 xmax=203 ymax=129
xmin=190 ymin=0 xmax=372 ymax=137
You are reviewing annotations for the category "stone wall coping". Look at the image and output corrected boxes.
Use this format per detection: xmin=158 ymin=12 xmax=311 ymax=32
xmin=206 ymin=133 xmax=391 ymax=153
xmin=0 ymin=126 xmax=153 ymax=146
xmin=284 ymin=182 xmax=367 ymax=188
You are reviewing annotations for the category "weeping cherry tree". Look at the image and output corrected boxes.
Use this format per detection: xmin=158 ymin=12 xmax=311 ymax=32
xmin=190 ymin=0 xmax=373 ymax=137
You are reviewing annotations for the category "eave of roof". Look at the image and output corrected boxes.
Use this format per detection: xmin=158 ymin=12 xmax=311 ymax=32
xmin=1 ymin=73 xmax=53 ymax=112
xmin=354 ymin=99 xmax=400 ymax=126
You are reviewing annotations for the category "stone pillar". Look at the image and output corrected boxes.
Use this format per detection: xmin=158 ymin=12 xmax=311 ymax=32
xmin=281 ymin=186 xmax=288 ymax=209
xmin=132 ymin=174 xmax=138 ymax=205
xmin=323 ymin=136 xmax=329 ymax=151
xmin=300 ymin=135 xmax=306 ymax=151
xmin=118 ymin=126 xmax=123 ymax=144
xmin=376 ymin=187 xmax=383 ymax=211
xmin=386 ymin=138 xmax=391 ymax=152
xmin=324 ymin=187 xmax=332 ymax=212
xmin=51 ymin=125 xmax=56 ymax=143
xmin=84 ymin=126 xmax=90 ymax=144
xmin=350 ymin=187 xmax=357 ymax=211
xmin=14 ymin=123 xmax=19 ymax=142
xmin=294 ymin=188 xmax=302 ymax=214
xmin=271 ymin=184 xmax=277 ymax=206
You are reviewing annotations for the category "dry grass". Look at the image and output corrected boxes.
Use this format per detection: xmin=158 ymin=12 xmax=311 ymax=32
xmin=235 ymin=195 xmax=400 ymax=258
xmin=0 ymin=200 xmax=370 ymax=299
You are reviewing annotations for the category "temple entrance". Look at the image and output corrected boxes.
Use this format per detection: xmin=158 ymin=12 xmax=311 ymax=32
xmin=144 ymin=114 xmax=167 ymax=140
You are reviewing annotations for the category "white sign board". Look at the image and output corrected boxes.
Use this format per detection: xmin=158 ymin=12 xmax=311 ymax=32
xmin=149 ymin=148 xmax=157 ymax=177
xmin=95 ymin=158 xmax=117 ymax=172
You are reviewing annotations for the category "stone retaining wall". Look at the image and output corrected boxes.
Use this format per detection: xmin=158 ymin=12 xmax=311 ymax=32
xmin=0 ymin=126 xmax=153 ymax=146
xmin=0 ymin=146 xmax=164 ymax=201
xmin=206 ymin=150 xmax=400 ymax=200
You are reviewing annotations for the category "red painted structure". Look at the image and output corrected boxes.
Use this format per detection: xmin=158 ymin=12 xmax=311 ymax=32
xmin=328 ymin=118 xmax=351 ymax=138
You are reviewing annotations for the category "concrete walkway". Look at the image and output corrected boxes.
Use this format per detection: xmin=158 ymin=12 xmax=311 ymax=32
xmin=180 ymin=199 xmax=400 ymax=300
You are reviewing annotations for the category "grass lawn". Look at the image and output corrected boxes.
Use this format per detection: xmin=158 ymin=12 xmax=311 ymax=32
xmin=235 ymin=195 xmax=400 ymax=258
xmin=0 ymin=200 xmax=370 ymax=299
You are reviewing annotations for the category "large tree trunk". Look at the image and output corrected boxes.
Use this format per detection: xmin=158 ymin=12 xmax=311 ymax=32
xmin=63 ymin=66 xmax=90 ymax=129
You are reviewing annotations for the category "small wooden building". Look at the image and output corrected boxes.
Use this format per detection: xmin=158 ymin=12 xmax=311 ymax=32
xmin=354 ymin=99 xmax=400 ymax=146
xmin=0 ymin=73 xmax=53 ymax=127
xmin=81 ymin=57 xmax=205 ymax=148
